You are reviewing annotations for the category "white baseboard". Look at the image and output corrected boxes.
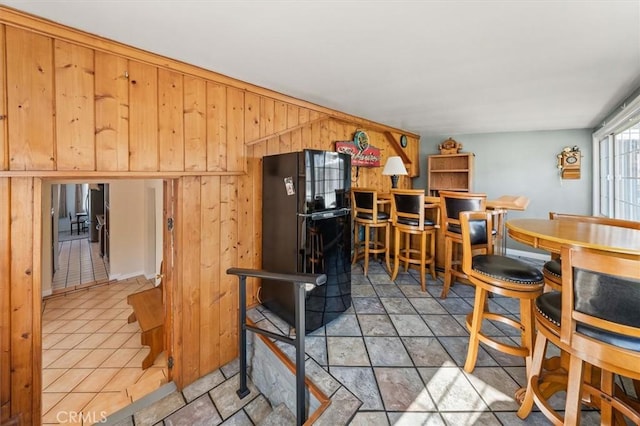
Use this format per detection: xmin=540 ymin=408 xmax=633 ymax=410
xmin=42 ymin=288 xmax=52 ymax=297
xmin=108 ymin=270 xmax=146 ymax=281
xmin=506 ymin=248 xmax=550 ymax=261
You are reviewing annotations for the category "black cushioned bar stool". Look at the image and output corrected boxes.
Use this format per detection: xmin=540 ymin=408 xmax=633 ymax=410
xmin=389 ymin=189 xmax=438 ymax=292
xmin=351 ymin=188 xmax=390 ymax=276
xmin=459 ymin=211 xmax=545 ymax=373
xmin=518 ymin=246 xmax=640 ymax=425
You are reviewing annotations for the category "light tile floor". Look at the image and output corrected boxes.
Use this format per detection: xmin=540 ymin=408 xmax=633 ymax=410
xmin=42 ymin=277 xmax=167 ymax=425
xmin=52 ymin=236 xmax=109 ymax=293
xmin=113 ymin=258 xmax=635 ymax=425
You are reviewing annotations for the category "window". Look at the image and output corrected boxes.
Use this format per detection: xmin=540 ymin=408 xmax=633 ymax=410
xmin=615 ymin=126 xmax=640 ymax=220
xmin=593 ymin=95 xmax=640 ymax=221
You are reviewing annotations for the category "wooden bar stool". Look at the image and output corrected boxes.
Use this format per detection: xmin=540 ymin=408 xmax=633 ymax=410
xmin=518 ymin=246 xmax=640 ymax=425
xmin=459 ymin=211 xmax=544 ymax=373
xmin=351 ymin=188 xmax=390 ymax=276
xmin=439 ymin=190 xmax=488 ymax=299
xmin=389 ymin=189 xmax=438 ymax=292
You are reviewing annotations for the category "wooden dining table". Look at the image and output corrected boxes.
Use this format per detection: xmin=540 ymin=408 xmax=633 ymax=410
xmin=506 ymin=218 xmax=640 ymax=256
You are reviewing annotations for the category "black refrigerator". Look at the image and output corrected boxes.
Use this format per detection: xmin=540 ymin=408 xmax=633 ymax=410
xmin=262 ymin=150 xmax=351 ymax=333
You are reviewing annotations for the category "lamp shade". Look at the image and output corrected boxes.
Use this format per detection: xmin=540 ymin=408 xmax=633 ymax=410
xmin=382 ymin=157 xmax=408 ymax=176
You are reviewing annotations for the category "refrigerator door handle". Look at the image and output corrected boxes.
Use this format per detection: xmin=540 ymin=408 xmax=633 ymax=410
xmin=310 ymin=208 xmax=351 ymax=220
xmin=297 ymin=208 xmax=351 ymax=219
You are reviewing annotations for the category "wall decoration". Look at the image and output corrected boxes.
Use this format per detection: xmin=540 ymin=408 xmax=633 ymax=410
xmin=335 ymin=130 xmax=381 ymax=167
xmin=556 ymin=145 xmax=581 ymax=179
xmin=438 ymin=137 xmax=463 ymax=154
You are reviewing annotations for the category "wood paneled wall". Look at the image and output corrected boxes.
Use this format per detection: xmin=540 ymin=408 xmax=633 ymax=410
xmin=0 ymin=7 xmax=420 ymax=423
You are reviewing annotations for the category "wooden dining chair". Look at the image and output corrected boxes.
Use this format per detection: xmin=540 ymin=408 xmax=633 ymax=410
xmin=542 ymin=212 xmax=640 ymax=291
xmin=351 ymin=188 xmax=390 ymax=276
xmin=518 ymin=246 xmax=640 ymax=425
xmin=459 ymin=211 xmax=544 ymax=373
xmin=389 ymin=189 xmax=438 ymax=291
xmin=439 ymin=190 xmax=488 ymax=299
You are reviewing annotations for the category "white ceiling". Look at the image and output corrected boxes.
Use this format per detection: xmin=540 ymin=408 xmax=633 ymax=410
xmin=3 ymin=0 xmax=640 ymax=137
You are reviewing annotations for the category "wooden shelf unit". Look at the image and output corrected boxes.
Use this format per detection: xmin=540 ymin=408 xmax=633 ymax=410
xmin=427 ymin=153 xmax=474 ymax=196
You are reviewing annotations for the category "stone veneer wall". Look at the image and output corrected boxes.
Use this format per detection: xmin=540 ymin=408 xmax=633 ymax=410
xmin=247 ymin=331 xmax=321 ymax=417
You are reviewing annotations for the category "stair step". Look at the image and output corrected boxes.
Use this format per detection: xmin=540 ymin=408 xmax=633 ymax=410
xmin=126 ymin=368 xmax=168 ymax=401
xmin=259 ymin=403 xmax=296 ymax=426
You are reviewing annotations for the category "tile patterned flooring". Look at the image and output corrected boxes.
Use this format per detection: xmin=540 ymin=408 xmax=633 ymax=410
xmin=111 ymin=258 xmax=627 ymax=425
xmin=52 ymin=236 xmax=109 ymax=293
xmin=42 ymin=277 xmax=167 ymax=425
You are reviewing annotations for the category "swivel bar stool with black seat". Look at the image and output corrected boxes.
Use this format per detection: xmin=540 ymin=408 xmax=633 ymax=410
xmin=518 ymin=246 xmax=640 ymax=425
xmin=459 ymin=210 xmax=545 ymax=374
xmin=439 ymin=190 xmax=488 ymax=299
xmin=390 ymin=189 xmax=438 ymax=292
xmin=351 ymin=188 xmax=390 ymax=276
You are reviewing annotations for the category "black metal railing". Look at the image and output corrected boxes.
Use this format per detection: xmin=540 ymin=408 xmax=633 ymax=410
xmin=226 ymin=268 xmax=327 ymax=426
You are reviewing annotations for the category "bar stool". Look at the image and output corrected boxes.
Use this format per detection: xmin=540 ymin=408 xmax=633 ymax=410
xmin=439 ymin=190 xmax=488 ymax=299
xmin=518 ymin=246 xmax=640 ymax=425
xmin=351 ymin=188 xmax=390 ymax=276
xmin=389 ymin=189 xmax=438 ymax=292
xmin=459 ymin=211 xmax=544 ymax=373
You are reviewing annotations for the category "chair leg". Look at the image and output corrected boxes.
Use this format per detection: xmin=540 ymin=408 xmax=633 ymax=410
xmin=363 ymin=224 xmax=370 ymax=276
xmin=517 ymin=330 xmax=549 ymax=419
xmin=384 ymin=223 xmax=391 ymax=274
xmin=519 ymin=298 xmax=536 ymax=376
xmin=403 ymin=233 xmax=410 ymax=272
xmin=464 ymin=286 xmax=487 ymax=373
xmin=351 ymin=223 xmax=359 ymax=265
xmin=600 ymin=370 xmax=614 ymax=425
xmin=429 ymin=231 xmax=436 ymax=280
xmin=391 ymin=228 xmax=401 ymax=281
xmin=564 ymin=354 xmax=585 ymax=426
xmin=419 ymin=231 xmax=427 ymax=292
xmin=442 ymin=237 xmax=454 ymax=298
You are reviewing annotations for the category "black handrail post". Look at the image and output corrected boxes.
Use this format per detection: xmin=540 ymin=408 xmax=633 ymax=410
xmin=236 ymin=274 xmax=250 ymax=399
xmin=294 ymin=282 xmax=306 ymax=425
xmin=227 ymin=268 xmax=326 ymax=425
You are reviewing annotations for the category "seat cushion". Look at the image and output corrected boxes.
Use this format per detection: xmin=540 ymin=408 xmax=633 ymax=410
xmin=472 ymin=255 xmax=544 ymax=285
xmin=356 ymin=212 xmax=389 ymax=221
xmin=397 ymin=217 xmax=434 ymax=227
xmin=535 ymin=291 xmax=562 ymax=326
xmin=535 ymin=290 xmax=640 ymax=352
xmin=543 ymin=259 xmax=561 ymax=277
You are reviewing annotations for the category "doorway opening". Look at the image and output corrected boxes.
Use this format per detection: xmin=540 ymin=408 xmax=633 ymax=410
xmin=49 ymin=182 xmax=109 ymax=295
xmin=40 ymin=178 xmax=169 ymax=422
